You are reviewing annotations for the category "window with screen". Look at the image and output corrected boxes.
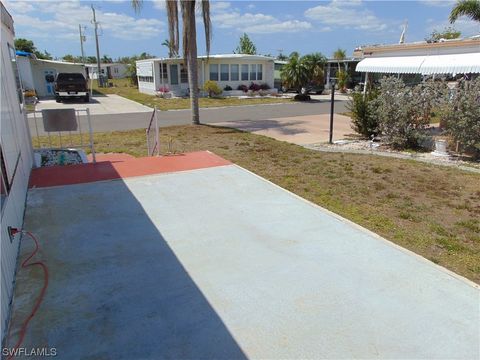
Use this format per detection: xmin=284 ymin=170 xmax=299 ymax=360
xmin=170 ymin=64 xmax=179 ymax=85
xmin=241 ymin=64 xmax=249 ymax=80
xmin=159 ymin=63 xmax=168 ymax=82
xmin=209 ymin=64 xmax=218 ymax=81
xmin=180 ymin=64 xmax=188 ymax=83
xmin=230 ymin=64 xmax=239 ymax=81
xmin=257 ymin=64 xmax=263 ymax=81
xmin=250 ymin=64 xmax=257 ymax=81
xmin=220 ymin=64 xmax=229 ymax=81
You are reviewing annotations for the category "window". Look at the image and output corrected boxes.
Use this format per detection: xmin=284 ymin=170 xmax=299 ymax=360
xmin=8 ymin=44 xmax=22 ymax=106
xmin=170 ymin=64 xmax=179 ymax=85
xmin=257 ymin=64 xmax=263 ymax=81
xmin=159 ymin=63 xmax=168 ymax=82
xmin=209 ymin=64 xmax=218 ymax=81
xmin=230 ymin=64 xmax=239 ymax=81
xmin=241 ymin=64 xmax=249 ymax=81
xmin=114 ymin=68 xmax=119 ymax=74
xmin=250 ymin=64 xmax=257 ymax=81
xmin=180 ymin=64 xmax=188 ymax=83
xmin=138 ymin=76 xmax=154 ymax=83
xmin=220 ymin=64 xmax=229 ymax=81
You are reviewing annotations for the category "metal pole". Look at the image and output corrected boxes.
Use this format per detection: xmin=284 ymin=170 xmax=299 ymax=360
xmin=154 ymin=106 xmax=160 ymax=156
xmin=79 ymin=24 xmax=86 ymax=65
xmin=91 ymin=5 xmax=102 ymax=88
xmin=86 ymin=108 xmax=96 ymax=163
xmin=329 ymin=81 xmax=335 ymax=144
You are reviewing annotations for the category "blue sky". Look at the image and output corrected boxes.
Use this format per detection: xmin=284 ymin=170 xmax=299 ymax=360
xmin=4 ymin=0 xmax=480 ymax=60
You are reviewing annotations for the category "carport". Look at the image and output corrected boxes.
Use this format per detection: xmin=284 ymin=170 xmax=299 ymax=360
xmin=6 ymin=152 xmax=479 ymax=359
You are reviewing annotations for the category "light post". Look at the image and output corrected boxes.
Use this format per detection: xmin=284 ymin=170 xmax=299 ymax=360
xmin=329 ymin=78 xmax=337 ymax=144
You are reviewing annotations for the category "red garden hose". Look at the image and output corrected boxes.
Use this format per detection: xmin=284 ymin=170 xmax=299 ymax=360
xmin=5 ymin=231 xmax=49 ymax=360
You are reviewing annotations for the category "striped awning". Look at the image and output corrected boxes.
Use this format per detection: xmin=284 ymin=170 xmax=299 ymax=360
xmin=356 ymin=52 xmax=480 ymax=75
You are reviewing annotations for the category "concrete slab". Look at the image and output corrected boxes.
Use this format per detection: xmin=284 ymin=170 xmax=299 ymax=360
xmin=7 ymin=164 xmax=479 ymax=359
xmin=216 ymin=114 xmax=355 ymax=145
xmin=34 ymin=94 xmax=152 ymax=115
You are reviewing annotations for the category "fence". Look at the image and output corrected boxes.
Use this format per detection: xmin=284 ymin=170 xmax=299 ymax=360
xmin=29 ymin=108 xmax=96 ymax=163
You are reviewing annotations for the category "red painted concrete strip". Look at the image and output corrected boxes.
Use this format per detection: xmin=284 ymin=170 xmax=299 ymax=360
xmin=29 ymin=151 xmax=232 ymax=188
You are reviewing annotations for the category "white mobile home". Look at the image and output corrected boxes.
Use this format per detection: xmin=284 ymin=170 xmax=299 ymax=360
xmin=16 ymin=53 xmax=85 ymax=97
xmin=1 ymin=2 xmax=34 ymax=341
xmin=136 ymin=54 xmax=276 ymax=96
xmin=85 ymin=63 xmax=128 ymax=80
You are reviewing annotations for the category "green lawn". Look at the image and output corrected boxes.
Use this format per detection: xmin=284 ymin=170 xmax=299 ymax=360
xmin=36 ymin=125 xmax=480 ymax=284
xmin=91 ymin=78 xmax=292 ymax=110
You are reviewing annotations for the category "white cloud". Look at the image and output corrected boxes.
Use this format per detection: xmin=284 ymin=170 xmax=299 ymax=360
xmin=152 ymin=0 xmax=165 ymax=11
xmin=4 ymin=1 xmax=36 ymax=13
xmin=211 ymin=3 xmax=313 ymax=34
xmin=7 ymin=0 xmax=164 ymax=41
xmin=247 ymin=4 xmax=256 ymax=10
xmin=248 ymin=20 xmax=313 ymax=34
xmin=304 ymin=1 xmax=387 ymax=32
xmin=419 ymin=0 xmax=456 ymax=7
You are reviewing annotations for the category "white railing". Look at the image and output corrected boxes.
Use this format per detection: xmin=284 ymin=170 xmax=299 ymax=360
xmin=30 ymin=108 xmax=96 ymax=163
xmin=146 ymin=106 xmax=160 ymax=156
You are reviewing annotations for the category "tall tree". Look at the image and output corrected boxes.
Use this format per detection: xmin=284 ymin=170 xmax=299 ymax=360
xmin=14 ymin=38 xmax=36 ymax=53
xmin=235 ymin=33 xmax=257 ymax=55
xmin=332 ymin=48 xmax=346 ymax=70
xmin=449 ymin=0 xmax=480 ymax=23
xmin=302 ymin=53 xmax=327 ymax=86
xmin=101 ymin=55 xmax=113 ymax=63
xmin=133 ymin=0 xmax=211 ymax=125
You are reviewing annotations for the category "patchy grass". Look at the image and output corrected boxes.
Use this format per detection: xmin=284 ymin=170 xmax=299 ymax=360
xmin=92 ymin=78 xmax=292 ymax=110
xmin=36 ymin=125 xmax=480 ymax=283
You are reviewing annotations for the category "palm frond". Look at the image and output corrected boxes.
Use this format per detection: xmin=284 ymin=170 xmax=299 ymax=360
xmin=449 ymin=0 xmax=480 ymax=23
xmin=131 ymin=0 xmax=143 ymax=13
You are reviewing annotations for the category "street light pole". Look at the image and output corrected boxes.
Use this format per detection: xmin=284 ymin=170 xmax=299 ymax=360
xmin=91 ymin=5 xmax=102 ymax=87
xmin=329 ymin=78 xmax=336 ymax=144
xmin=78 ymin=24 xmax=86 ymax=65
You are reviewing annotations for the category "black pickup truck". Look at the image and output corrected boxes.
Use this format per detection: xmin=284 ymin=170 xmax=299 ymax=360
xmin=54 ymin=73 xmax=89 ymax=102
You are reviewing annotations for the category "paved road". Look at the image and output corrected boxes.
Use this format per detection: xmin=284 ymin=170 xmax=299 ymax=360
xmin=29 ymin=100 xmax=348 ymax=135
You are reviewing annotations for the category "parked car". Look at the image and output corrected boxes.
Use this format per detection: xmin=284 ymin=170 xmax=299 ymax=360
xmin=55 ymin=73 xmax=89 ymax=102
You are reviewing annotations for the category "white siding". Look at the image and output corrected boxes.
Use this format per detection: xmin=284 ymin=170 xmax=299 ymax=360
xmin=1 ymin=3 xmax=34 ymax=342
xmin=16 ymin=56 xmax=35 ymax=91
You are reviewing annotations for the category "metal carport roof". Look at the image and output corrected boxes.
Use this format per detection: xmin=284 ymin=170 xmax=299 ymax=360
xmin=356 ymin=52 xmax=480 ymax=75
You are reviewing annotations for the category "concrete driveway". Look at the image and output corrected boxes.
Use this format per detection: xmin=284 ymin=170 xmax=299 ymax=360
xmin=35 ymin=94 xmax=152 ymax=115
xmin=215 ymin=113 xmax=355 ymax=145
xmin=7 ymin=152 xmax=479 ymax=359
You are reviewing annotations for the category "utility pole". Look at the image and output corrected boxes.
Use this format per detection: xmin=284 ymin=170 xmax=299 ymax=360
xmin=91 ymin=5 xmax=102 ymax=87
xmin=78 ymin=24 xmax=86 ymax=64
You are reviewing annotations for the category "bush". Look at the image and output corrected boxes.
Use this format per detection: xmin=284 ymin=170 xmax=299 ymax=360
xmin=203 ymin=80 xmax=222 ymax=97
xmin=259 ymin=83 xmax=270 ymax=90
xmin=347 ymin=90 xmax=379 ymax=138
xmin=374 ymin=77 xmax=439 ymax=149
xmin=336 ymin=70 xmax=349 ymax=93
xmin=441 ymin=78 xmax=480 ymax=157
xmin=224 ymin=85 xmax=232 ymax=91
xmin=157 ymin=86 xmax=169 ymax=93
xmin=249 ymin=82 xmax=261 ymax=92
xmin=237 ymin=84 xmax=248 ymax=92
xmin=293 ymin=94 xmax=311 ymax=101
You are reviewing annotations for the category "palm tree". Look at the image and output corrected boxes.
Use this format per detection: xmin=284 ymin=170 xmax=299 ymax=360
xmin=133 ymin=0 xmax=211 ymax=125
xmin=162 ymin=39 xmax=178 ymax=58
xmin=302 ymin=52 xmax=327 ymax=86
xmin=280 ymin=53 xmax=309 ymax=93
xmin=332 ymin=48 xmax=346 ymax=72
xmin=449 ymin=0 xmax=480 ymax=23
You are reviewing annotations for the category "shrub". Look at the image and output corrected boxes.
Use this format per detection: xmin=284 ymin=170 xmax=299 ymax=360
xmin=249 ymin=82 xmax=261 ymax=92
xmin=259 ymin=83 xmax=271 ymax=90
xmin=237 ymin=84 xmax=248 ymax=92
xmin=441 ymin=78 xmax=480 ymax=157
xmin=203 ymin=80 xmax=222 ymax=97
xmin=336 ymin=70 xmax=349 ymax=93
xmin=157 ymin=86 xmax=170 ymax=93
xmin=224 ymin=85 xmax=232 ymax=91
xmin=293 ymin=94 xmax=311 ymax=101
xmin=374 ymin=77 xmax=440 ymax=149
xmin=347 ymin=90 xmax=379 ymax=138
